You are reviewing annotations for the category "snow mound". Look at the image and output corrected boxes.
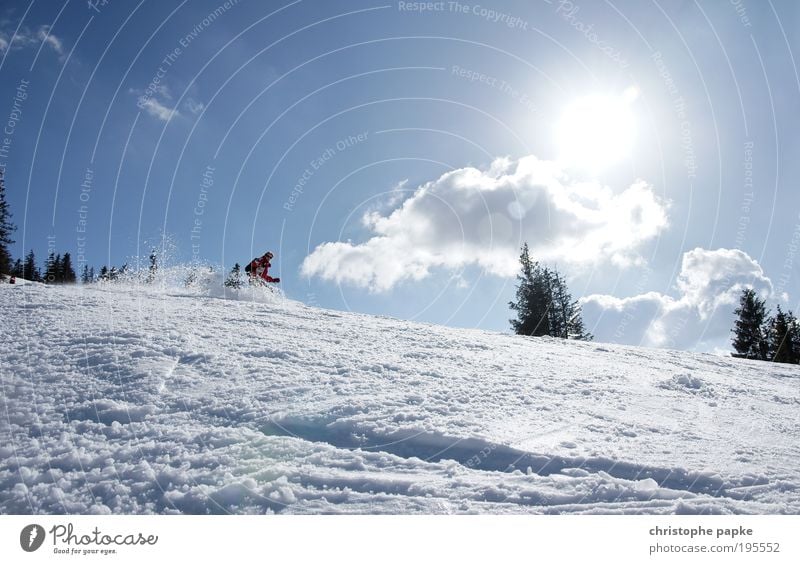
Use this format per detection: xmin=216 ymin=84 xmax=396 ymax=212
xmin=658 ymin=373 xmax=713 ymax=397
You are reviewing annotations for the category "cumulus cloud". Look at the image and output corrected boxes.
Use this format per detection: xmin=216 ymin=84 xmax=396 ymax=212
xmin=301 ymin=155 xmax=669 ymax=291
xmin=0 ymin=25 xmax=64 ymax=56
xmin=581 ymin=248 xmax=774 ymax=350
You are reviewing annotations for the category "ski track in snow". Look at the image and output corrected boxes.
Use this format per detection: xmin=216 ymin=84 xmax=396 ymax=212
xmin=1 ymin=282 xmax=799 ymax=514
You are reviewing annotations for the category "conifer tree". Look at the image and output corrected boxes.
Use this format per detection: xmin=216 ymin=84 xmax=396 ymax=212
xmin=43 ymin=252 xmax=57 ymax=283
xmin=548 ymin=270 xmax=567 ymax=338
xmin=509 ymin=244 xmax=591 ymax=340
xmin=509 ymin=243 xmax=534 ymax=335
xmin=11 ymin=258 xmax=23 ymax=277
xmin=548 ymin=268 xmax=593 ymax=340
xmin=529 ymin=265 xmax=553 ymax=336
xmin=23 ymin=250 xmax=39 ymax=281
xmin=767 ymin=306 xmax=799 ymax=364
xmin=510 ymin=243 xmax=548 ymax=336
xmin=54 ymin=253 xmax=64 ymax=283
xmin=0 ymin=171 xmax=15 ymax=274
xmin=732 ymin=288 xmax=769 ymax=360
xmin=224 ymin=263 xmax=243 ymax=289
xmin=568 ymin=303 xmax=593 ymax=341
xmin=61 ymin=252 xmax=76 ymax=283
xmin=790 ymin=314 xmax=800 ymax=364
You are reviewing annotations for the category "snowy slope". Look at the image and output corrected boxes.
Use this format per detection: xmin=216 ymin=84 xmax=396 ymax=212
xmin=1 ymin=280 xmax=799 ymax=514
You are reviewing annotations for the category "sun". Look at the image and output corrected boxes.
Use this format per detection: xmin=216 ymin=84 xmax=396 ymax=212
xmin=555 ymin=87 xmax=639 ymax=172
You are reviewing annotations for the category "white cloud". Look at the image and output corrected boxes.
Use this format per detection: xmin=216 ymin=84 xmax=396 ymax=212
xmin=581 ymin=248 xmax=774 ymax=350
xmin=385 ymin=179 xmax=409 ymax=207
xmin=37 ymin=25 xmax=64 ymax=56
xmin=139 ymin=97 xmax=178 ymax=122
xmin=0 ymin=25 xmax=64 ymax=56
xmin=675 ymin=247 xmax=772 ymax=318
xmin=128 ymin=85 xmax=181 ymax=121
xmin=301 ymin=155 xmax=669 ymax=291
xmin=184 ymin=98 xmax=204 ymax=115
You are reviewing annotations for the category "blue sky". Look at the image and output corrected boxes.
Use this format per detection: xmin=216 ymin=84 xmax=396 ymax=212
xmin=1 ymin=0 xmax=798 ymax=352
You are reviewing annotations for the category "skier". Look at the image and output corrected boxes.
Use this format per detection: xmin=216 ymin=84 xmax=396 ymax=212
xmin=246 ymin=251 xmax=280 ymax=284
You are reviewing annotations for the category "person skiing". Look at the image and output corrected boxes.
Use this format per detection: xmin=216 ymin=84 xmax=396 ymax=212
xmin=247 ymin=251 xmax=280 ymax=284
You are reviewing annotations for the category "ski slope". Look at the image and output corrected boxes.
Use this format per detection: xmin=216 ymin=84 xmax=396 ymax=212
xmin=1 ymin=280 xmax=799 ymax=514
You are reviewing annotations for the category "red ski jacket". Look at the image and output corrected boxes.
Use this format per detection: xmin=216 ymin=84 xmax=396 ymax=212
xmin=250 ymin=257 xmax=278 ymax=282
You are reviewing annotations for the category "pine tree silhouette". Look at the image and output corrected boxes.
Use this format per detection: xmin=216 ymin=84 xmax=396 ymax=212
xmin=767 ymin=306 xmax=799 ymax=364
xmin=11 ymin=258 xmax=23 ymax=277
xmin=224 ymin=263 xmax=243 ymax=289
xmin=732 ymin=288 xmax=769 ymax=360
xmin=23 ymin=250 xmax=39 ymax=281
xmin=0 ymin=171 xmax=16 ymax=274
xmin=61 ymin=253 xmax=76 ymax=283
xmin=510 ymin=243 xmax=548 ymax=336
xmin=44 ymin=252 xmax=57 ymax=284
xmin=509 ymin=243 xmax=591 ymax=340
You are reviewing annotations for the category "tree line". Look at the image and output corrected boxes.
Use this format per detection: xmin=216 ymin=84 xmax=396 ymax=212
xmin=508 ymin=243 xmax=592 ymax=341
xmin=9 ymin=250 xmax=77 ymax=283
xmin=0 ymin=171 xmax=13 ymax=276
xmin=731 ymin=288 xmax=799 ymax=364
xmin=1 ymin=171 xmax=83 ymax=284
xmin=0 ymin=171 xmax=156 ymax=285
xmin=8 ymin=252 xmax=137 ymax=284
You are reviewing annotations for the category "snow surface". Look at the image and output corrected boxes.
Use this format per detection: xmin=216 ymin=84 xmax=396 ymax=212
xmin=1 ymin=279 xmax=799 ymax=514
